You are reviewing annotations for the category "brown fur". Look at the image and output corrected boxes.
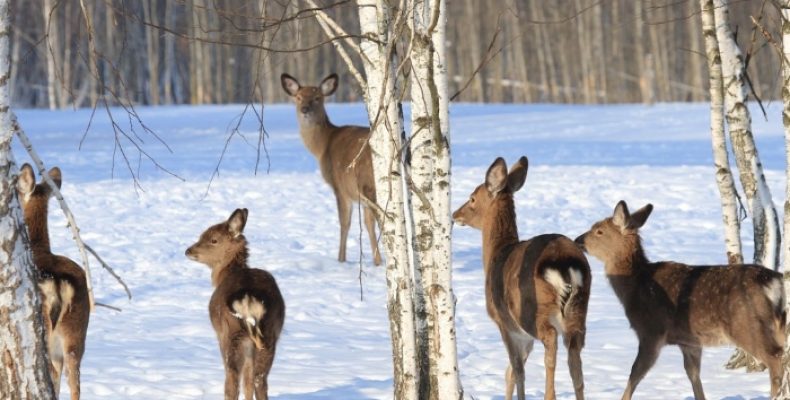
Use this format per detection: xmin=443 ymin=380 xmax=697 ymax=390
xmin=16 ymin=163 xmax=90 ymax=400
xmin=281 ymin=73 xmax=381 ymax=266
xmin=186 ymin=208 xmax=285 ymax=400
xmin=453 ymin=156 xmax=591 ymax=400
xmin=575 ymin=200 xmax=787 ymax=399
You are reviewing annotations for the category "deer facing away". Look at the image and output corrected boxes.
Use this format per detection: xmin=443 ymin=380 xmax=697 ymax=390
xmin=16 ymin=163 xmax=90 ymax=400
xmin=452 ymin=156 xmax=591 ymax=400
xmin=281 ymin=73 xmax=381 ymax=266
xmin=186 ymin=208 xmax=285 ymax=400
xmin=575 ymin=201 xmax=786 ymax=399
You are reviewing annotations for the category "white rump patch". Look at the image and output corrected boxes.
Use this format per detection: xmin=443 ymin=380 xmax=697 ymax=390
xmin=544 ymin=269 xmax=570 ymax=297
xmin=231 ymin=295 xmax=267 ymax=326
xmin=763 ymin=278 xmax=786 ymax=310
xmin=569 ymin=268 xmax=583 ymax=288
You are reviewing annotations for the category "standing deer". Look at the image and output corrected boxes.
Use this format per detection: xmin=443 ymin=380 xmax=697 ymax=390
xmin=452 ymin=156 xmax=590 ymax=400
xmin=575 ymin=200 xmax=786 ymax=399
xmin=16 ymin=163 xmax=90 ymax=400
xmin=186 ymin=208 xmax=285 ymax=400
xmin=281 ymin=73 xmax=381 ymax=266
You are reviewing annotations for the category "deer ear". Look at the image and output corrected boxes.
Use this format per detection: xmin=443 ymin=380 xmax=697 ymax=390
xmin=612 ymin=200 xmax=630 ymax=230
xmin=628 ymin=203 xmax=653 ymax=230
xmin=281 ymin=73 xmax=300 ymax=96
xmin=48 ymin=167 xmax=62 ymax=190
xmin=485 ymin=157 xmax=508 ymax=195
xmin=507 ymin=156 xmax=528 ymax=193
xmin=17 ymin=163 xmax=35 ymax=196
xmin=227 ymin=208 xmax=248 ymax=238
xmin=320 ymin=73 xmax=338 ymax=96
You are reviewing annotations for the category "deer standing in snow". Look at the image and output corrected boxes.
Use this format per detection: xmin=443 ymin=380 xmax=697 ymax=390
xmin=16 ymin=163 xmax=90 ymax=400
xmin=186 ymin=208 xmax=285 ymax=400
xmin=452 ymin=156 xmax=590 ymax=400
xmin=280 ymin=73 xmax=381 ymax=266
xmin=575 ymin=200 xmax=786 ymax=399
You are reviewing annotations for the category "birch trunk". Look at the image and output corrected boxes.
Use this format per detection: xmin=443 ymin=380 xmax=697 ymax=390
xmin=358 ymin=1 xmax=420 ymax=398
xmin=699 ymin=0 xmax=743 ymax=265
xmin=42 ymin=0 xmax=58 ymax=110
xmin=408 ymin=0 xmax=461 ymax=398
xmin=714 ymin=0 xmax=780 ymax=271
xmin=713 ymin=0 xmax=780 ymax=372
xmin=0 ymin=0 xmax=56 ymax=395
xmin=777 ymin=2 xmax=790 ymax=395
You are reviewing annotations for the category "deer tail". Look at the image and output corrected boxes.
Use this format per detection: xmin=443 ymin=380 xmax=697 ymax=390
xmin=230 ymin=294 xmax=267 ymax=350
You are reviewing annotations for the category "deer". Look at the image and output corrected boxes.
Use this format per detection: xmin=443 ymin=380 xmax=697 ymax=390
xmin=574 ymin=200 xmax=787 ymax=399
xmin=280 ymin=73 xmax=381 ymax=266
xmin=452 ymin=156 xmax=590 ymax=400
xmin=186 ymin=208 xmax=285 ymax=400
xmin=16 ymin=163 xmax=90 ymax=400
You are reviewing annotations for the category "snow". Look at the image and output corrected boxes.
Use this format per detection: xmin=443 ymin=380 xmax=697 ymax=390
xmin=11 ymin=101 xmax=786 ymax=399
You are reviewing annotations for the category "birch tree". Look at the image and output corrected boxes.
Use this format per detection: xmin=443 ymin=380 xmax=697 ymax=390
xmin=408 ymin=0 xmax=462 ymax=398
xmin=0 ymin=0 xmax=56 ymax=396
xmin=714 ymin=0 xmax=780 ymax=273
xmin=699 ymin=0 xmax=743 ymax=265
xmin=777 ymin=1 xmax=790 ymax=397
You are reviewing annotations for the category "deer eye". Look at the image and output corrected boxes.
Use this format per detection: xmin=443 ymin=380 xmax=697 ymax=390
xmin=595 ymin=229 xmax=603 ymax=236
xmin=469 ymin=197 xmax=475 ymax=204
xmin=211 ymin=238 xmax=218 ymax=244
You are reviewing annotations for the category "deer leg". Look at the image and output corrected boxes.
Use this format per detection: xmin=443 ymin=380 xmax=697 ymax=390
xmin=336 ymin=193 xmax=352 ymax=263
xmin=223 ymin=343 xmax=243 ymax=400
xmin=679 ymin=345 xmax=705 ymax=400
xmin=539 ymin=324 xmax=558 ymax=400
xmin=503 ymin=332 xmax=533 ymax=400
xmin=48 ymin=335 xmax=64 ymax=397
xmin=64 ymin=346 xmax=82 ymax=400
xmin=566 ymin=332 xmax=585 ymax=400
xmin=253 ymin=347 xmax=275 ymax=400
xmin=363 ymin=206 xmax=381 ymax=266
xmin=622 ymin=340 xmax=661 ymax=400
xmin=242 ymin=357 xmax=254 ymax=400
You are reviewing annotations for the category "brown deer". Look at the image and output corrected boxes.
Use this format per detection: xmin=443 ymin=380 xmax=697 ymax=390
xmin=16 ymin=163 xmax=90 ymax=400
xmin=186 ymin=208 xmax=285 ymax=400
xmin=452 ymin=156 xmax=590 ymax=400
xmin=575 ymin=200 xmax=786 ymax=399
xmin=280 ymin=73 xmax=381 ymax=266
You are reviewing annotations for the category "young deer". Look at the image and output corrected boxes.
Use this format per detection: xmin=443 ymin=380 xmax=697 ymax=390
xmin=16 ymin=163 xmax=90 ymax=400
xmin=453 ymin=157 xmax=590 ymax=400
xmin=575 ymin=201 xmax=786 ymax=399
xmin=186 ymin=209 xmax=285 ymax=400
xmin=281 ymin=73 xmax=381 ymax=266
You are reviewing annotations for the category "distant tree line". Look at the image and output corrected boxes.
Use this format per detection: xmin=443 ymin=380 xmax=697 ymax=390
xmin=9 ymin=0 xmax=780 ymax=108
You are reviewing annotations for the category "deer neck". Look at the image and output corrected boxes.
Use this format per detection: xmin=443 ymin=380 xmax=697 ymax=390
xmin=22 ymin=198 xmax=52 ymax=255
xmin=210 ymin=246 xmax=249 ymax=287
xmin=604 ymin=234 xmax=649 ymax=277
xmin=481 ymin=195 xmax=519 ymax=274
xmin=298 ymin=113 xmax=335 ymax=159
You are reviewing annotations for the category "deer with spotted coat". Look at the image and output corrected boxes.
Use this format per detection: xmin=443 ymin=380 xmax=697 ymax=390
xmin=452 ymin=156 xmax=590 ymax=400
xmin=186 ymin=209 xmax=285 ymax=400
xmin=16 ymin=163 xmax=90 ymax=400
xmin=575 ymin=200 xmax=786 ymax=399
xmin=281 ymin=73 xmax=381 ymax=266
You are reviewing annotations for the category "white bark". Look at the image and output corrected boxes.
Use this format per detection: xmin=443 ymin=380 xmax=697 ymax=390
xmin=777 ymin=2 xmax=790 ymax=398
xmin=699 ymin=0 xmax=743 ymax=265
xmin=0 ymin=0 xmax=56 ymax=395
xmin=713 ymin=0 xmax=780 ymax=270
xmin=43 ymin=0 xmax=58 ymax=110
xmin=358 ymin=1 xmax=420 ymax=398
xmin=408 ymin=0 xmax=461 ymax=398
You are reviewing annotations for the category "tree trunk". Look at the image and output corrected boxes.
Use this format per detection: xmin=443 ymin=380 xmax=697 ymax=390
xmin=699 ymin=0 xmax=743 ymax=265
xmin=408 ymin=0 xmax=462 ymax=398
xmin=777 ymin=2 xmax=790 ymax=397
xmin=713 ymin=0 xmax=780 ymax=271
xmin=0 ymin=0 xmax=56 ymax=396
xmin=358 ymin=1 xmax=420 ymax=398
xmin=42 ymin=0 xmax=58 ymax=110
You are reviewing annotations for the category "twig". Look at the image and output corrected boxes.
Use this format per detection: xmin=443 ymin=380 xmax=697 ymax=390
xmin=450 ymin=16 xmax=505 ymax=101
xmin=84 ymin=243 xmax=131 ymax=300
xmin=12 ymin=113 xmax=95 ymax=310
xmin=95 ymin=302 xmax=122 ymax=312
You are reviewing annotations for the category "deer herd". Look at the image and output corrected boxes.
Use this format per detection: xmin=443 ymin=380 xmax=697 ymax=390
xmin=15 ymin=73 xmax=788 ymax=400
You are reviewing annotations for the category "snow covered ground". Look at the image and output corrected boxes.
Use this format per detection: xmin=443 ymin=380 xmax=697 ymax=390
xmin=12 ymin=101 xmax=788 ymax=399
